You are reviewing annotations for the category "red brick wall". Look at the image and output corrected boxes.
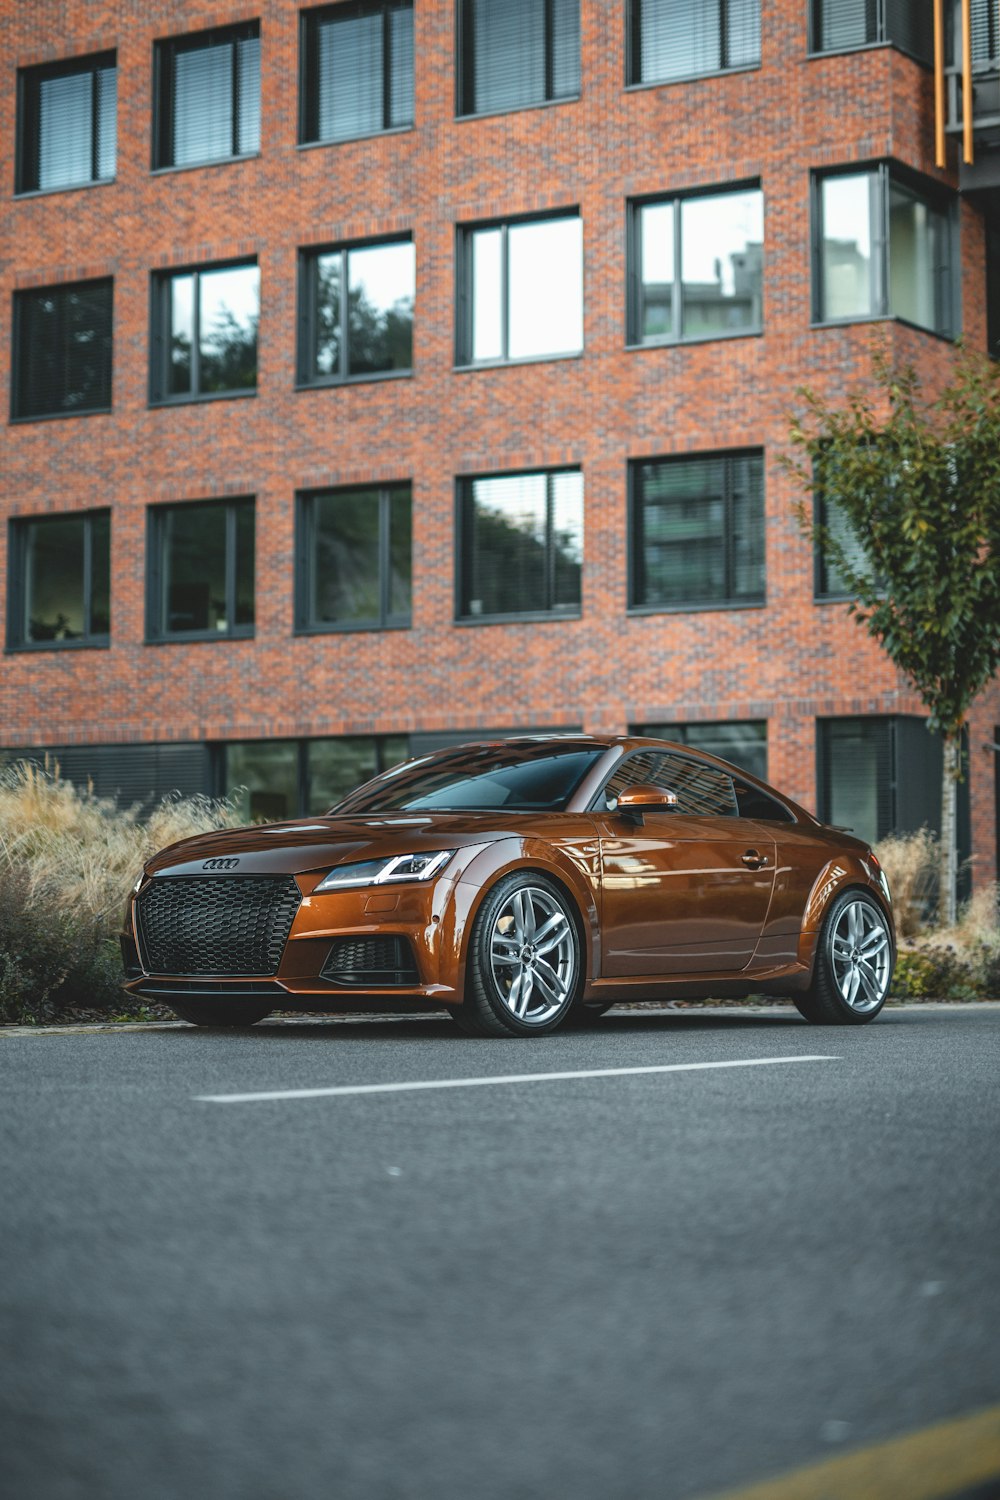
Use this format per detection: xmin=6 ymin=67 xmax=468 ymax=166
xmin=1 ymin=2 xmax=997 ymax=876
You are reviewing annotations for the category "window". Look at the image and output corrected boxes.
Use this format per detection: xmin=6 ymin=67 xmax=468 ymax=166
xmin=217 ymin=735 xmax=409 ymax=820
xmin=296 ymin=484 xmax=411 ymax=631
xmin=629 ymin=187 xmax=763 ymax=345
xmin=17 ymin=52 xmax=116 ymax=194
xmin=300 ymin=1 xmax=413 ymax=144
xmin=12 ymin=279 xmax=113 ymax=421
xmin=628 ymin=0 xmax=760 ymax=85
xmin=598 ymin=750 xmax=739 ymax=815
xmin=151 ymin=262 xmax=259 ymax=404
xmin=298 ymin=239 xmax=414 ymax=384
xmin=457 ymin=0 xmax=580 ymax=117
xmin=636 ymin=721 xmax=768 ymax=781
xmin=457 ymin=213 xmax=583 ymax=364
xmin=154 ymin=22 xmax=260 ymax=170
xmin=8 ymin=511 xmax=110 ymax=649
xmin=630 ymin=451 xmax=765 ymax=610
xmin=147 ymin=499 xmax=254 ymax=640
xmin=457 ymin=469 xmax=582 ymax=621
xmin=809 ymin=0 xmax=933 ymax=62
xmin=813 ymin=455 xmax=875 ymax=599
xmin=814 ymin=165 xmax=956 ymax=336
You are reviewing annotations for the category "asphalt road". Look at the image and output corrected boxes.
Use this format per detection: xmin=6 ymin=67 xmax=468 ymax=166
xmin=2 ymin=1004 xmax=999 ymax=1500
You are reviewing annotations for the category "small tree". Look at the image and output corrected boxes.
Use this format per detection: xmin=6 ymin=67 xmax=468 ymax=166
xmin=787 ymin=347 xmax=1000 ymax=923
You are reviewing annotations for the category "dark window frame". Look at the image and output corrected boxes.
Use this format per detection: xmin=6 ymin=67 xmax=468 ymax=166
xmin=807 ymin=0 xmax=934 ymax=65
xmin=10 ymin=277 xmax=114 ymax=424
xmin=152 ymin=20 xmax=260 ymax=172
xmin=626 ymin=182 xmax=764 ymax=348
xmin=299 ymin=0 xmax=414 ymax=147
xmin=296 ymin=235 xmax=414 ymax=387
xmin=146 ymin=496 xmax=255 ymax=643
xmin=628 ymin=448 xmax=766 ymax=613
xmin=7 ymin=508 xmax=111 ymax=652
xmin=456 ymin=0 xmax=581 ymax=119
xmin=811 ymin=159 xmax=959 ymax=338
xmin=625 ymin=0 xmax=762 ymax=88
xmin=455 ymin=466 xmax=584 ymax=625
xmin=295 ymin=483 xmax=413 ymax=634
xmin=633 ymin=719 xmax=772 ymax=784
xmin=455 ymin=208 xmax=583 ymax=367
xmin=212 ymin=733 xmax=411 ymax=815
xmin=149 ymin=258 xmax=259 ymax=407
xmin=16 ymin=50 xmax=117 ymax=196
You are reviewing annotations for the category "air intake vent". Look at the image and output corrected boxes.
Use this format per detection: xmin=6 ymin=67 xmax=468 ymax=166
xmin=321 ymin=935 xmax=418 ymax=987
xmin=137 ymin=876 xmax=300 ymax=976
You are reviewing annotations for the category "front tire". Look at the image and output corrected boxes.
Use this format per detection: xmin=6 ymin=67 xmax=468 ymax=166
xmin=794 ymin=889 xmax=893 ymax=1025
xmin=169 ymin=1001 xmax=272 ymax=1028
xmin=451 ymin=872 xmax=582 ymax=1037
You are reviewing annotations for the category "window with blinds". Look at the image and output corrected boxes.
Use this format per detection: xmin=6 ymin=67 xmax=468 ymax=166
xmin=296 ymin=485 xmax=412 ymax=632
xmin=154 ymin=22 xmax=260 ymax=169
xmin=147 ymin=499 xmax=255 ymax=640
xmin=12 ymin=279 xmax=113 ymax=422
xmin=628 ymin=0 xmax=760 ymax=85
xmin=7 ymin=510 xmax=111 ymax=650
xmin=810 ymin=0 xmax=933 ymax=62
xmin=457 ymin=470 xmax=582 ymax=621
xmin=458 ymin=0 xmax=580 ymax=116
xmin=630 ymin=452 xmax=765 ymax=610
xmin=300 ymin=1 xmax=414 ymax=144
xmin=17 ymin=52 xmax=117 ymax=194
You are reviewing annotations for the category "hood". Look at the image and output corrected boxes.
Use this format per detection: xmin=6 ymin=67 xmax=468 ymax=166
xmin=144 ymin=812 xmax=531 ymax=878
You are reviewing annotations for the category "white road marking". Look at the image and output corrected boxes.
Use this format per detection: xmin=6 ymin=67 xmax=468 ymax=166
xmin=195 ymin=1054 xmax=840 ymax=1104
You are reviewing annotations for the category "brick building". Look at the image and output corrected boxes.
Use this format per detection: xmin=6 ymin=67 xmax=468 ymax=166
xmin=2 ymin=1 xmax=998 ymax=870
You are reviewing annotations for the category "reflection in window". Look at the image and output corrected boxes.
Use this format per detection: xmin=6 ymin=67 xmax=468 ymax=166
xmin=601 ymin=750 xmax=738 ymax=816
xmin=629 ymin=0 xmax=760 ymax=85
xmin=631 ymin=188 xmax=763 ymax=343
xmin=637 ymin=721 xmax=768 ymax=781
xmin=458 ymin=469 xmax=582 ymax=620
xmin=13 ymin=279 xmax=114 ymax=421
xmin=297 ymin=485 xmax=412 ymax=630
xmin=9 ymin=511 xmax=110 ymax=648
xmin=458 ymin=0 xmax=580 ymax=116
xmin=17 ymin=53 xmax=117 ymax=194
xmin=152 ymin=262 xmax=259 ymax=402
xmin=219 ymin=735 xmax=410 ymax=820
xmin=460 ymin=214 xmax=583 ymax=364
xmin=815 ymin=165 xmax=954 ymax=336
xmin=810 ymin=0 xmax=933 ymax=62
xmin=299 ymin=240 xmax=414 ymax=383
xmin=631 ymin=452 xmax=764 ymax=609
xmin=154 ymin=23 xmax=260 ymax=169
xmin=300 ymin=1 xmax=413 ymax=144
xmin=149 ymin=499 xmax=254 ymax=639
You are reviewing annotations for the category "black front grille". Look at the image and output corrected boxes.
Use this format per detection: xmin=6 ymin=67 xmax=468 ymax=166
xmin=137 ymin=877 xmax=300 ymax=976
xmin=321 ymin=935 xmax=419 ymax=987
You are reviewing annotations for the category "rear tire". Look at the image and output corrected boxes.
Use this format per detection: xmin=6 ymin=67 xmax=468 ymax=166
xmin=452 ymin=872 xmax=582 ymax=1037
xmin=794 ymin=889 xmax=893 ymax=1026
xmin=168 ymin=1001 xmax=272 ymax=1028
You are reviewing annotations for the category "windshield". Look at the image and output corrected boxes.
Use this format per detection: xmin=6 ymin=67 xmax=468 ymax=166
xmin=330 ymin=744 xmax=605 ymax=814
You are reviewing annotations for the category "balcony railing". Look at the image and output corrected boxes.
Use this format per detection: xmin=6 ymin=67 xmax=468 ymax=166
xmin=935 ymin=0 xmax=1000 ymax=165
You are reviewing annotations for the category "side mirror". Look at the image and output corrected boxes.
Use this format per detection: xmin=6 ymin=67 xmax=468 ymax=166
xmin=615 ymin=784 xmax=679 ymax=824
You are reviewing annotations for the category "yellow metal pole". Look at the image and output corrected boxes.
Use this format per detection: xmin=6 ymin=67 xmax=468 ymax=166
xmin=962 ymin=0 xmax=974 ymax=163
xmin=934 ymin=0 xmax=946 ymax=166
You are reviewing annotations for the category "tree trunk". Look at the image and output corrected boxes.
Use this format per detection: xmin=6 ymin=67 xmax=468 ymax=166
xmin=939 ymin=733 xmax=961 ymax=927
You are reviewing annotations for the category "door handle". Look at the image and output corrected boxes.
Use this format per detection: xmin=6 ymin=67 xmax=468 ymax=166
xmin=741 ymin=849 xmax=768 ymax=870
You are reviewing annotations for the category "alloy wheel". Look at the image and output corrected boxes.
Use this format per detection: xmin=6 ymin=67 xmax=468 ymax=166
xmin=488 ymin=885 xmax=577 ymax=1025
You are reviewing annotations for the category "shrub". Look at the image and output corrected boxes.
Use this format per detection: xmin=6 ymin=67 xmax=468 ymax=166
xmin=0 ymin=760 xmax=241 ymax=1023
xmin=874 ymin=829 xmax=940 ymax=939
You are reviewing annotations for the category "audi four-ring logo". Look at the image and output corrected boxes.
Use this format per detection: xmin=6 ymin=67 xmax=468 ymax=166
xmin=203 ymin=857 xmax=240 ymax=871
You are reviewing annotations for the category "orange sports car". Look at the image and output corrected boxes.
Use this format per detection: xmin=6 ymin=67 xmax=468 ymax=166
xmin=121 ymin=736 xmax=895 ymax=1035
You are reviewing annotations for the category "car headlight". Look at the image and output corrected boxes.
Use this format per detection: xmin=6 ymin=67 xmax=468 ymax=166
xmin=131 ymin=870 xmax=146 ymax=895
xmin=313 ymin=850 xmax=456 ymax=892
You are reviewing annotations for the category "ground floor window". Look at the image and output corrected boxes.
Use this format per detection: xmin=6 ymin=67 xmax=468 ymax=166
xmin=215 ymin=735 xmax=410 ymax=822
xmin=635 ymin=720 xmax=767 ymax=781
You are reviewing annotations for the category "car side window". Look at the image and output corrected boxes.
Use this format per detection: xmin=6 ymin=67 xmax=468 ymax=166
xmin=599 ymin=752 xmax=738 ymax=817
xmin=733 ymin=779 xmax=795 ymax=823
